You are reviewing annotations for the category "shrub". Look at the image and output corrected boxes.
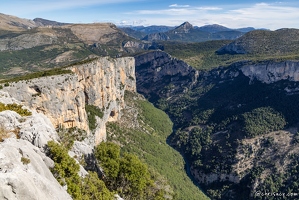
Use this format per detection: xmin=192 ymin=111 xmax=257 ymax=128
xmin=95 ymin=142 xmax=162 ymax=199
xmin=47 ymin=141 xmax=114 ymax=200
xmin=0 ymin=102 xmax=32 ymax=116
xmin=81 ymin=172 xmax=114 ymax=200
xmin=21 ymin=157 xmax=30 ymax=165
xmin=47 ymin=141 xmax=81 ymax=197
xmin=56 ymin=126 xmax=87 ymax=150
xmin=85 ymin=104 xmax=104 ymax=131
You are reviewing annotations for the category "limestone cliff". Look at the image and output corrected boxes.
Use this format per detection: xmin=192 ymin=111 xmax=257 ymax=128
xmin=0 ymin=91 xmax=72 ymax=200
xmin=2 ymin=56 xmax=136 ymax=144
xmin=240 ymin=60 xmax=299 ymax=83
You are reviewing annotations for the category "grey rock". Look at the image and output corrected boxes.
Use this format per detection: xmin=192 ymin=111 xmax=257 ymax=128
xmin=0 ymin=91 xmax=59 ymax=150
xmin=3 ymin=56 xmax=136 ymax=145
xmin=241 ymin=60 xmax=299 ymax=83
xmin=0 ymin=138 xmax=72 ymax=200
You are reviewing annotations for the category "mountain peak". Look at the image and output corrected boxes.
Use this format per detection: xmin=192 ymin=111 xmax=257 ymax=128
xmin=175 ymin=21 xmax=193 ymax=33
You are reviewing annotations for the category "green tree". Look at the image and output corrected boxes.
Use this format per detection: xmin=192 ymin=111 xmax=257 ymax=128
xmin=81 ymin=172 xmax=114 ymax=200
xmin=47 ymin=141 xmax=81 ymax=199
xmin=95 ymin=142 xmax=120 ymax=180
xmin=119 ymin=153 xmax=153 ymax=199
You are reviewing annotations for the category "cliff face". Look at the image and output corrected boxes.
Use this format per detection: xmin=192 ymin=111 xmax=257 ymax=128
xmin=3 ymin=57 xmax=136 ymax=144
xmin=240 ymin=60 xmax=299 ymax=83
xmin=135 ymin=51 xmax=299 ymax=101
xmin=135 ymin=51 xmax=198 ymax=101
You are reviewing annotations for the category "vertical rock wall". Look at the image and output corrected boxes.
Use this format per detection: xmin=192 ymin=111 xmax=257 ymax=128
xmin=2 ymin=57 xmax=136 ymax=144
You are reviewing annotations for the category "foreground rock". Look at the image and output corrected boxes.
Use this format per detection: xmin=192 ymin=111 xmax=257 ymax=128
xmin=0 ymin=138 xmax=72 ymax=200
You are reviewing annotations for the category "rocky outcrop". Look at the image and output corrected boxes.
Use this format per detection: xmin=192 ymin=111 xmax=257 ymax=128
xmin=0 ymin=138 xmax=72 ymax=200
xmin=2 ymin=56 xmax=136 ymax=144
xmin=124 ymin=41 xmax=151 ymax=49
xmin=0 ymin=92 xmax=71 ymax=200
xmin=0 ymin=91 xmax=58 ymax=149
xmin=174 ymin=22 xmax=193 ymax=33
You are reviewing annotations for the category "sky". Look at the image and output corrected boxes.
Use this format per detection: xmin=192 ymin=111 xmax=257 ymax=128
xmin=1 ymin=0 xmax=299 ymax=30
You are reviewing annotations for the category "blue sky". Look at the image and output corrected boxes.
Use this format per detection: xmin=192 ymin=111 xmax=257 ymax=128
xmin=1 ymin=0 xmax=299 ymax=30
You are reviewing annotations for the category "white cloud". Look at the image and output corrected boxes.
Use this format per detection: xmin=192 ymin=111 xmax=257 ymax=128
xmin=126 ymin=2 xmax=299 ymax=30
xmin=129 ymin=6 xmax=222 ymax=16
xmin=169 ymin=4 xmax=190 ymax=8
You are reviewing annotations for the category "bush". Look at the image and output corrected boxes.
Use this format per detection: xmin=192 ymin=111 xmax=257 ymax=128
xmin=85 ymin=104 xmax=104 ymax=131
xmin=95 ymin=142 xmax=162 ymax=199
xmin=47 ymin=141 xmax=81 ymax=198
xmin=47 ymin=141 xmax=114 ymax=200
xmin=56 ymin=126 xmax=87 ymax=150
xmin=0 ymin=102 xmax=32 ymax=116
xmin=21 ymin=157 xmax=30 ymax=165
xmin=81 ymin=172 xmax=114 ymax=200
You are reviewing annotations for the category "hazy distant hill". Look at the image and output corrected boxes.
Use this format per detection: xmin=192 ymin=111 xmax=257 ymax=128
xmin=0 ymin=13 xmax=36 ymax=31
xmin=130 ymin=25 xmax=175 ymax=33
xmin=196 ymin=24 xmax=232 ymax=33
xmin=0 ymin=13 xmax=156 ymax=78
xmin=33 ymin=18 xmax=69 ymax=27
xmin=141 ymin=22 xmax=245 ymax=42
xmin=120 ymin=22 xmax=258 ymax=42
xmin=217 ymin=28 xmax=299 ymax=55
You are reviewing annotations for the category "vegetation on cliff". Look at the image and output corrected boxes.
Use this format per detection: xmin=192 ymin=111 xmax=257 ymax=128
xmin=106 ymin=91 xmax=209 ymax=200
xmin=47 ymin=141 xmax=114 ymax=199
xmin=0 ymin=102 xmax=32 ymax=116
xmin=147 ymin=67 xmax=299 ymax=199
xmin=47 ymin=138 xmax=169 ymax=200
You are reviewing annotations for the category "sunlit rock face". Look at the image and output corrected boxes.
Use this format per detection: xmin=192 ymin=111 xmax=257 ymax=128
xmin=2 ymin=57 xmax=136 ymax=144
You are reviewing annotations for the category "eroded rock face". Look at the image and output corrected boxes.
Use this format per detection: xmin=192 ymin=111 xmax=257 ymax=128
xmin=0 ymin=138 xmax=72 ymax=200
xmin=0 ymin=91 xmax=58 ymax=149
xmin=3 ymin=56 xmax=136 ymax=144
xmin=241 ymin=60 xmax=299 ymax=83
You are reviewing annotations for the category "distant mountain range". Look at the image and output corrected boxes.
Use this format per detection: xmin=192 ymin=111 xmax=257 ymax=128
xmin=119 ymin=22 xmax=260 ymax=42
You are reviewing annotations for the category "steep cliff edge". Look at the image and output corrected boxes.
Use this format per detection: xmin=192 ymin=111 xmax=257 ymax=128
xmin=2 ymin=56 xmax=136 ymax=144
